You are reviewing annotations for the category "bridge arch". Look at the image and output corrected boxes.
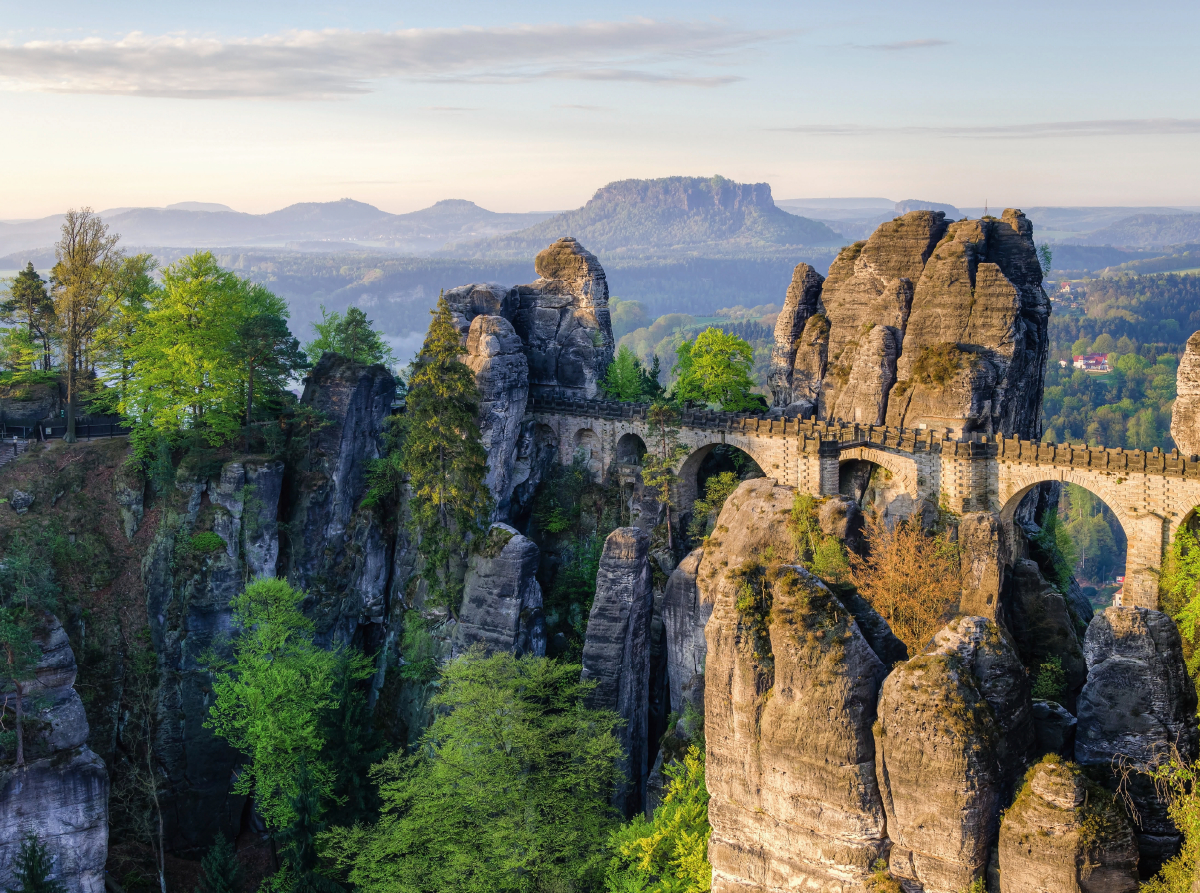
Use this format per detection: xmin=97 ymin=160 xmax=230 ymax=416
xmin=997 ymin=468 xmax=1156 ymax=607
xmin=837 ymin=446 xmax=924 ymax=525
xmin=677 ymin=442 xmax=768 ymax=514
xmin=616 ymin=432 xmax=647 ymax=464
xmin=572 ymin=427 xmax=603 ymax=480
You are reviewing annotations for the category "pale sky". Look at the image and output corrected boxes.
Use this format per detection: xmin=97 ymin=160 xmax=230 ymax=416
xmin=2 ymin=0 xmax=1198 ymax=219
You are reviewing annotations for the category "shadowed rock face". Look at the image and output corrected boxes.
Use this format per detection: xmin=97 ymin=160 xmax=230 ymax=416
xmin=1076 ymin=607 xmax=1199 ymax=867
xmin=875 ymin=616 xmax=1034 ymax=893
xmin=453 ymin=524 xmax=545 ymax=658
xmin=464 ymin=315 xmax=530 ymax=519
xmin=1171 ymin=329 xmax=1200 ymax=457
xmin=581 ymin=527 xmax=653 ymax=818
xmin=998 ymin=759 xmax=1138 ymax=893
xmin=768 ymin=209 xmax=1050 ymax=438
xmin=700 ymin=479 xmax=890 ymax=892
xmin=661 ymin=548 xmax=709 ymax=714
xmin=0 ymin=617 xmax=108 ymax=893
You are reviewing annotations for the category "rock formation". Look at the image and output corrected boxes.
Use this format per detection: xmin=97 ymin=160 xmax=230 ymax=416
xmin=1075 ymin=607 xmax=1199 ymax=866
xmin=998 ymin=758 xmax=1138 ymax=893
xmin=287 ymin=353 xmax=396 ymax=643
xmin=0 ymin=617 xmax=108 ymax=893
xmin=767 ymin=209 xmax=1050 ymax=439
xmin=958 ymin=511 xmax=1009 ymax=621
xmin=1032 ymin=700 xmax=1078 ymax=757
xmin=875 ymin=616 xmax=1034 ymax=893
xmin=453 ymin=524 xmax=545 ymax=658
xmin=1171 ymin=329 xmax=1200 ymax=457
xmin=1007 ymin=558 xmax=1088 ymax=705
xmin=581 ymin=527 xmax=653 ymax=817
xmin=701 ymin=480 xmax=890 ymax=892
xmin=661 ymin=549 xmax=709 ymax=714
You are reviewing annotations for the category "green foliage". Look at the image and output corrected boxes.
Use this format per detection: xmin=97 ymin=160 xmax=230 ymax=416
xmin=1165 ymin=526 xmax=1200 ymax=677
xmin=601 ymin=345 xmax=663 ymax=402
xmin=189 ymin=532 xmax=226 ymax=554
xmin=1037 ymin=243 xmax=1053 ymax=277
xmin=120 ymin=251 xmax=304 ymax=446
xmin=669 ymin=328 xmax=762 ymax=412
xmin=910 ymin=342 xmax=973 ymax=387
xmin=5 ymin=836 xmax=66 ymax=893
xmin=204 ymin=578 xmax=371 ymax=831
xmin=1 ymin=263 xmax=54 ymax=374
xmin=322 ymin=662 xmax=387 ymax=827
xmin=1032 ymin=506 xmax=1076 ymax=593
xmin=1031 ymin=656 xmax=1066 ymax=701
xmin=195 ymin=835 xmax=244 ymax=893
xmin=641 ymin=403 xmax=690 ymax=552
xmin=864 ymin=860 xmax=902 ymax=893
xmin=397 ymin=611 xmax=440 ymax=683
xmin=606 ymin=746 xmax=711 ymax=893
xmin=1142 ymin=753 xmax=1200 ymax=893
xmin=304 ymin=305 xmax=395 ymax=367
xmin=786 ymin=493 xmax=849 ymax=585
xmin=397 ymin=294 xmax=492 ymax=609
xmin=688 ymin=472 xmax=739 ymax=543
xmin=324 ymin=652 xmax=624 ymax=893
xmin=270 ymin=760 xmax=344 ymax=893
xmin=532 ymin=457 xmax=590 ymax=537
xmin=610 ymin=297 xmax=650 ymax=341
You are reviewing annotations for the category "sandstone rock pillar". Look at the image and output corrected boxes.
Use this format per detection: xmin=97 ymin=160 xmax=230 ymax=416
xmin=581 ymin=527 xmax=653 ymax=817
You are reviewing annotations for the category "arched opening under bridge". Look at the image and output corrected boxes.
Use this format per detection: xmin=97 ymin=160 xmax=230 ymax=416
xmin=837 ymin=447 xmax=924 ymax=527
xmin=677 ymin=444 xmax=765 ymax=543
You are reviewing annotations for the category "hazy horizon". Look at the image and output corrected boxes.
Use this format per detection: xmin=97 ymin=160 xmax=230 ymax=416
xmin=2 ymin=0 xmax=1198 ymax=218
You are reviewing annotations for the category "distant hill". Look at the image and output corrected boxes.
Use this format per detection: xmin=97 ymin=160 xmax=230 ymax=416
xmin=0 ymin=198 xmax=556 ymax=257
xmin=453 ymin=176 xmax=844 ymax=258
xmin=895 ymin=199 xmax=961 ymax=217
xmin=1080 ymin=213 xmax=1200 ymax=249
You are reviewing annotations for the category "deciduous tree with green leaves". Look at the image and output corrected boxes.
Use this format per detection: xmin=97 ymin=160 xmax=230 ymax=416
xmin=204 ymin=578 xmax=370 ymax=831
xmin=323 ymin=651 xmax=623 ymax=893
xmin=304 ymin=306 xmax=395 ymax=367
xmin=669 ymin=328 xmax=761 ymax=412
xmin=396 ymin=294 xmax=492 ymax=609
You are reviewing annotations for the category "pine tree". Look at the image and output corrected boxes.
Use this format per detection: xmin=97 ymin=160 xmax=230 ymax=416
xmin=5 ymin=836 xmax=65 ymax=893
xmin=275 ymin=760 xmax=343 ymax=893
xmin=641 ymin=403 xmax=689 ymax=553
xmin=400 ymin=293 xmax=492 ymax=609
xmin=1 ymin=263 xmax=54 ymax=372
xmin=321 ymin=659 xmax=385 ymax=827
xmin=195 ymin=835 xmax=244 ymax=893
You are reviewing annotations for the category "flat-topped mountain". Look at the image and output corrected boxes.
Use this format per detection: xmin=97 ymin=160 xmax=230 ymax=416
xmin=451 ymin=176 xmax=843 ymax=258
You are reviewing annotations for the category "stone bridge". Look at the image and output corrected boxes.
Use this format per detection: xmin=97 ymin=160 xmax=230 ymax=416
xmin=528 ymin=396 xmax=1200 ymax=609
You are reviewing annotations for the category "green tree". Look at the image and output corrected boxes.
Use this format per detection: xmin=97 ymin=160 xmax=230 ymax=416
xmin=271 ymin=760 xmax=344 ymax=893
xmin=50 ymin=209 xmax=123 ymax=442
xmin=195 ymin=835 xmax=244 ymax=893
xmin=321 ymin=661 xmax=386 ymax=827
xmin=688 ymin=472 xmax=739 ymax=543
xmin=324 ymin=652 xmax=623 ymax=893
xmin=0 ymin=534 xmax=59 ymax=766
xmin=92 ymin=253 xmax=158 ymax=414
xmin=1037 ymin=243 xmax=1053 ymax=277
xmin=641 ymin=403 xmax=689 ymax=553
xmin=398 ymin=295 xmax=492 ymax=609
xmin=304 ymin=306 xmax=395 ymax=367
xmin=606 ymin=746 xmax=711 ymax=893
xmin=602 ymin=345 xmax=651 ymax=402
xmin=5 ymin=836 xmax=65 ymax=893
xmin=1 ymin=263 xmax=54 ymax=372
xmin=670 ymin=329 xmax=760 ymax=412
xmin=204 ymin=578 xmax=370 ymax=831
xmin=232 ymin=290 xmax=307 ymax=425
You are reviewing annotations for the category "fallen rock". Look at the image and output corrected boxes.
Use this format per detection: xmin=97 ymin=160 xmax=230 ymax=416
xmin=453 ymin=524 xmax=545 ymax=658
xmin=581 ymin=527 xmax=653 ymax=817
xmin=1171 ymin=329 xmax=1200 ymax=457
xmin=0 ymin=616 xmax=108 ymax=893
xmin=9 ymin=489 xmax=33 ymax=514
xmin=464 ymin=314 xmax=530 ymax=520
xmin=702 ymin=480 xmax=891 ymax=892
xmin=876 ymin=616 xmax=1034 ymax=893
xmin=1032 ymin=699 xmax=1077 ymax=757
xmin=1075 ymin=607 xmax=1199 ymax=868
xmin=998 ymin=758 xmax=1138 ymax=893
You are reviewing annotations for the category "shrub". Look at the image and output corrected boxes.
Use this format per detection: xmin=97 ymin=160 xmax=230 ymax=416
xmin=190 ymin=532 xmax=226 ymax=554
xmin=1031 ymin=656 xmax=1066 ymax=701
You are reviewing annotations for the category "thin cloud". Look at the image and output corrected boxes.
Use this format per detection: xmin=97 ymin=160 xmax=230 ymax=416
xmin=553 ymin=103 xmax=612 ymax=111
xmin=0 ymin=20 xmax=769 ymax=100
xmin=772 ymin=119 xmax=1200 ymax=138
xmin=422 ymin=106 xmax=479 ymax=111
xmin=855 ymin=38 xmax=949 ymax=50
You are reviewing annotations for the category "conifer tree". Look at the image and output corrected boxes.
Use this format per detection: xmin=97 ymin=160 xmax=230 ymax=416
xmin=1 ymin=263 xmax=54 ymax=371
xmin=195 ymin=835 xmax=244 ymax=893
xmin=274 ymin=759 xmax=343 ymax=893
xmin=641 ymin=402 xmax=688 ymax=552
xmin=400 ymin=293 xmax=492 ymax=609
xmin=5 ymin=836 xmax=65 ymax=893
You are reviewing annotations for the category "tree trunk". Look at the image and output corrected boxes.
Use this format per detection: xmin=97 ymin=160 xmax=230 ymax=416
xmin=13 ymin=678 xmax=24 ymax=767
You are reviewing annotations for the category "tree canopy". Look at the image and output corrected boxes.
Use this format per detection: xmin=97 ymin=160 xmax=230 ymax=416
xmin=669 ymin=328 xmax=762 ymax=412
xmin=600 ymin=345 xmax=663 ymax=403
xmin=304 ymin=306 xmax=395 ymax=367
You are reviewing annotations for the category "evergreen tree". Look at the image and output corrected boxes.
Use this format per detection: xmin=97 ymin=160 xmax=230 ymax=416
xmin=195 ymin=835 xmax=244 ymax=893
xmin=601 ymin=345 xmax=650 ymax=401
xmin=233 ymin=292 xmax=307 ymax=425
xmin=304 ymin=306 xmax=394 ymax=367
xmin=5 ymin=837 xmax=65 ymax=893
xmin=399 ymin=294 xmax=492 ymax=609
xmin=274 ymin=760 xmax=343 ymax=893
xmin=1 ymin=263 xmax=54 ymax=372
xmin=321 ymin=659 xmax=385 ymax=827
xmin=641 ymin=403 xmax=689 ymax=553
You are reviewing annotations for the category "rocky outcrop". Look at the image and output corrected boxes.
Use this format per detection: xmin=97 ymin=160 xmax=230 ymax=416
xmin=828 ymin=324 xmax=901 ymax=425
xmin=701 ymin=480 xmax=890 ymax=892
xmin=767 ymin=263 xmax=824 ymax=412
xmin=1008 ymin=559 xmax=1088 ymax=706
xmin=453 ymin=524 xmax=545 ymax=658
xmin=581 ymin=527 xmax=653 ymax=817
xmin=1075 ymin=607 xmax=1199 ymax=867
xmin=661 ymin=549 xmax=709 ymax=714
xmin=0 ymin=617 xmax=108 ymax=893
xmin=875 ymin=616 xmax=1034 ymax=893
xmin=464 ymin=315 xmax=530 ymax=520
xmin=113 ymin=464 xmax=145 ymax=540
xmin=817 ymin=495 xmax=866 ymax=555
xmin=958 ymin=511 xmax=1008 ymax=621
xmin=886 ymin=210 xmax=1050 ymax=437
xmin=1033 ymin=699 xmax=1078 ymax=757
xmin=1171 ymin=329 xmax=1200 ymax=457
xmin=998 ymin=759 xmax=1138 ymax=893
xmin=287 ymin=353 xmax=396 ymax=643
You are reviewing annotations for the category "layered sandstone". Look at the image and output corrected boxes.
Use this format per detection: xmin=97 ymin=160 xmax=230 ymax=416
xmin=453 ymin=524 xmax=545 ymax=658
xmin=1171 ymin=329 xmax=1200 ymax=457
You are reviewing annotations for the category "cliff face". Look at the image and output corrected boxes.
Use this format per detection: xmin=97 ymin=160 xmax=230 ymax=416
xmin=0 ymin=618 xmax=108 ymax=893
xmin=1171 ymin=329 xmax=1200 ymax=457
xmin=768 ymin=209 xmax=1049 ymax=438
